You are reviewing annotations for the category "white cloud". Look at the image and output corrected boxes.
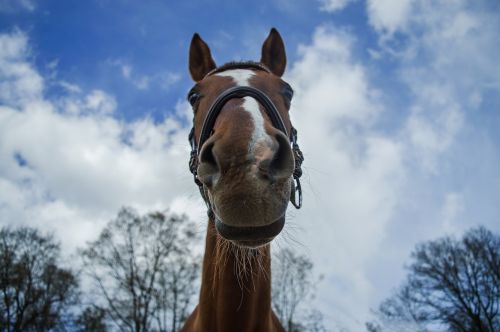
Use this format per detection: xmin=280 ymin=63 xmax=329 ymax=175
xmin=58 ymin=80 xmax=82 ymax=94
xmin=440 ymin=192 xmax=464 ymax=234
xmin=285 ymin=25 xmax=405 ymax=328
xmin=319 ymin=0 xmax=356 ymax=12
xmin=84 ymin=89 xmax=117 ymax=114
xmin=368 ymin=0 xmax=500 ymax=90
xmin=159 ymin=71 xmax=182 ymax=90
xmin=405 ymin=105 xmax=463 ymax=173
xmin=109 ymin=59 xmax=181 ymax=91
xmin=287 ymin=0 xmax=500 ymax=326
xmin=120 ymin=63 xmax=132 ymax=79
xmin=0 ymin=31 xmax=205 ymax=253
xmin=367 ymin=0 xmax=414 ymax=35
xmin=359 ymin=1 xmax=500 ymax=329
xmin=290 ymin=27 xmax=380 ymax=124
xmin=0 ymin=31 xmax=43 ymax=107
xmin=370 ymin=1 xmax=499 ymax=174
xmin=0 ymin=0 xmax=35 ymax=12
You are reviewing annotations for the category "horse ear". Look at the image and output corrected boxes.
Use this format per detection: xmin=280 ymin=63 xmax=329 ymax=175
xmin=189 ymin=33 xmax=217 ymax=81
xmin=260 ymin=28 xmax=286 ymax=77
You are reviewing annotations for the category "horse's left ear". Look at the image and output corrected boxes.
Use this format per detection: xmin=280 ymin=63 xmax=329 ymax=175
xmin=260 ymin=28 xmax=286 ymax=77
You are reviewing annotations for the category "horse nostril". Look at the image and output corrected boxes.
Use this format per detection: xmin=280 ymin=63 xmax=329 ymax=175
xmin=263 ymin=132 xmax=294 ymax=181
xmin=198 ymin=141 xmax=220 ymax=186
xmin=200 ymin=141 xmax=217 ymax=165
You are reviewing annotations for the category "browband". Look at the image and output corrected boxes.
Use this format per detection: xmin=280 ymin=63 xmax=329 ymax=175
xmin=203 ymin=62 xmax=271 ymax=79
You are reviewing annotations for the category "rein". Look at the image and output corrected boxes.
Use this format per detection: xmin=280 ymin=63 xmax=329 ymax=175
xmin=188 ymin=66 xmax=304 ymax=218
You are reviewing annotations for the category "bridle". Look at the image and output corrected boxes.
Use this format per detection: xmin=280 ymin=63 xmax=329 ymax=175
xmin=187 ymin=64 xmax=304 ymax=218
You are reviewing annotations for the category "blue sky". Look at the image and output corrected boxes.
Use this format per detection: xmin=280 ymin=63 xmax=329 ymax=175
xmin=0 ymin=0 xmax=380 ymax=122
xmin=1 ymin=0 xmax=500 ymax=330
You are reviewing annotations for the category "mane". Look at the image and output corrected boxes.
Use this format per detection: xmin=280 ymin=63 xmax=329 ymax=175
xmin=204 ymin=61 xmax=271 ymax=78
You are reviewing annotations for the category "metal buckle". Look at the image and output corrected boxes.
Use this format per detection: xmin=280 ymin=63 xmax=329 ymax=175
xmin=290 ymin=126 xmax=304 ymax=209
xmin=290 ymin=177 xmax=302 ymax=209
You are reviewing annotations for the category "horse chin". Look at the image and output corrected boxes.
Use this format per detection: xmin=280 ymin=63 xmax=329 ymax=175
xmin=230 ymin=238 xmax=273 ymax=249
xmin=214 ymin=215 xmax=285 ymax=247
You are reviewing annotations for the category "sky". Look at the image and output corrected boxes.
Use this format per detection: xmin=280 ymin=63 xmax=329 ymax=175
xmin=1 ymin=0 xmax=499 ymax=330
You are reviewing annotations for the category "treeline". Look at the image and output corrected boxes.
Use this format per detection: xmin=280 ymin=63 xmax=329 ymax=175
xmin=0 ymin=207 xmax=326 ymax=332
xmin=1 ymin=207 xmax=498 ymax=331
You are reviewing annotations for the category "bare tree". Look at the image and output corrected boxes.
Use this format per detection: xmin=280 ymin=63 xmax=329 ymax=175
xmin=272 ymin=248 xmax=326 ymax=332
xmin=0 ymin=226 xmax=79 ymax=332
xmin=75 ymin=306 xmax=108 ymax=332
xmin=80 ymin=207 xmax=200 ymax=332
xmin=368 ymin=226 xmax=499 ymax=332
xmin=152 ymin=254 xmax=198 ymax=332
xmin=366 ymin=285 xmax=429 ymax=332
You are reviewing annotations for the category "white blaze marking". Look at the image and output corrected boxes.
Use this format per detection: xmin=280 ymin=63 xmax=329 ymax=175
xmin=216 ymin=69 xmax=254 ymax=87
xmin=215 ymin=69 xmax=273 ymax=151
xmin=242 ymin=96 xmax=271 ymax=148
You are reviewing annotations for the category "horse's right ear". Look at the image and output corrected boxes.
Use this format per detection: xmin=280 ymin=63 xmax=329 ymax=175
xmin=189 ymin=33 xmax=217 ymax=81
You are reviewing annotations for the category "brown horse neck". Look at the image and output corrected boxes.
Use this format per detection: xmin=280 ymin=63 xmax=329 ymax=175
xmin=185 ymin=219 xmax=283 ymax=332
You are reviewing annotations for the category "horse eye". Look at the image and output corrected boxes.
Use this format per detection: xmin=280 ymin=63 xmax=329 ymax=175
xmin=283 ymin=87 xmax=294 ymax=101
xmin=187 ymin=90 xmax=201 ymax=107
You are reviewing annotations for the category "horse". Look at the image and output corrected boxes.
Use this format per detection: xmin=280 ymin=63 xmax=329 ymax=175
xmin=181 ymin=28 xmax=304 ymax=332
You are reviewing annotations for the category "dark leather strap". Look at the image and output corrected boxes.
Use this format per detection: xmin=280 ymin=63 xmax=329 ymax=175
xmin=197 ymin=86 xmax=288 ymax=151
